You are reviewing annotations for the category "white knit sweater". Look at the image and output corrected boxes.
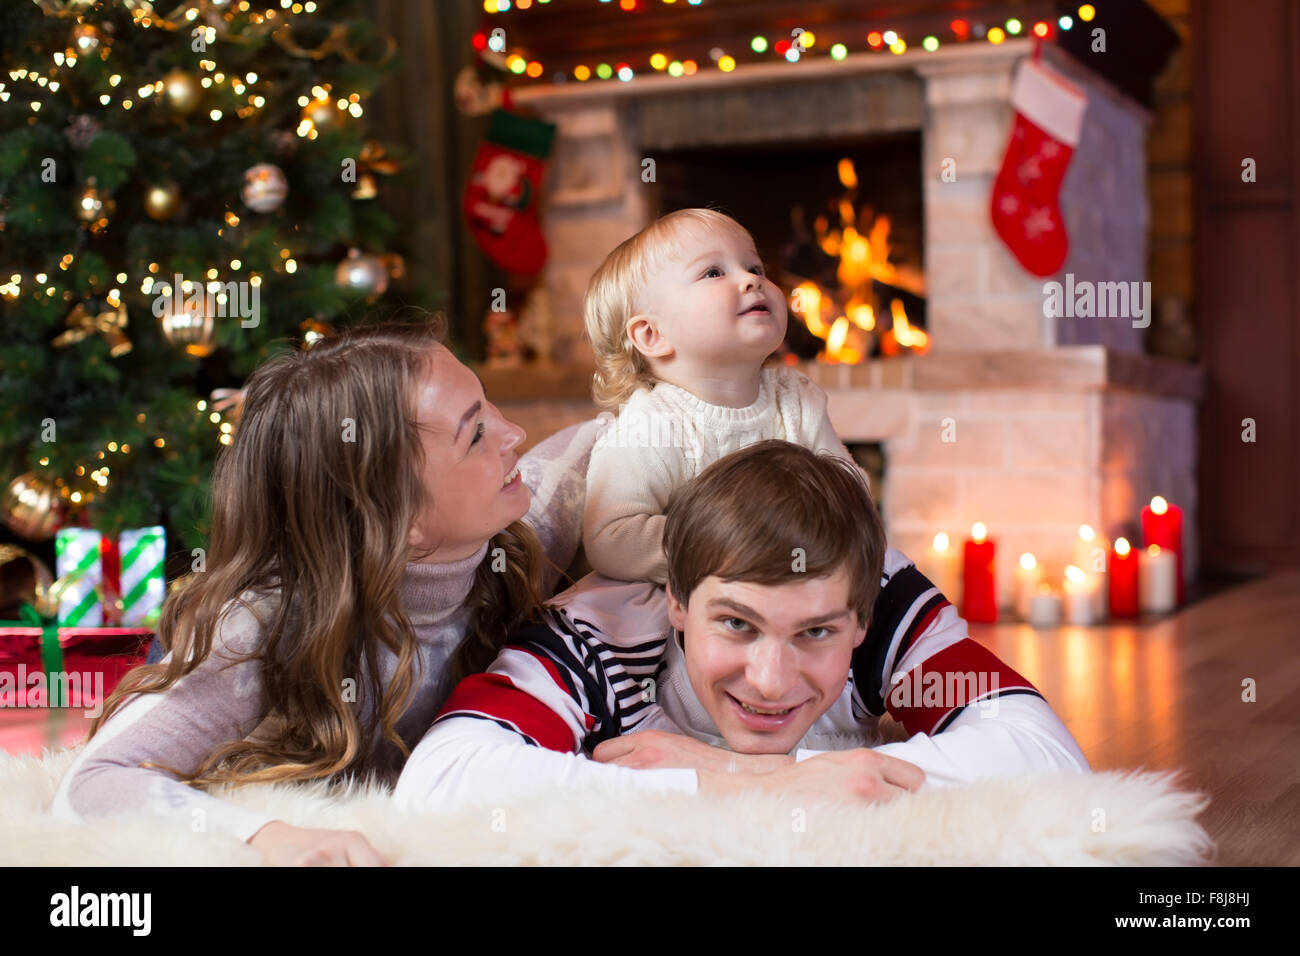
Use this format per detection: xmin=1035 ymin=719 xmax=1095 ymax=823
xmin=582 ymin=365 xmax=857 ymax=584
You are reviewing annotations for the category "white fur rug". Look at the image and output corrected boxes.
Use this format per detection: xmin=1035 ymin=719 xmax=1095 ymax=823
xmin=0 ymin=747 xmax=1214 ymax=865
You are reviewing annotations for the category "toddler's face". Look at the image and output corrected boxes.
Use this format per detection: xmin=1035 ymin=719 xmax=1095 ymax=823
xmin=636 ymin=226 xmax=787 ymax=365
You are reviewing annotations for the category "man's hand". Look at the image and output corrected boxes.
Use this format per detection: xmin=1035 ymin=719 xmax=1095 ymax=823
xmin=699 ymin=748 xmax=926 ymax=806
xmin=247 ymin=820 xmax=389 ymax=867
xmin=592 ymin=730 xmax=793 ymax=774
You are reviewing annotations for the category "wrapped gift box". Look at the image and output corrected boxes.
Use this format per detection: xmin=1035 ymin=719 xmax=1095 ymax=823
xmin=0 ymin=622 xmax=152 ymax=710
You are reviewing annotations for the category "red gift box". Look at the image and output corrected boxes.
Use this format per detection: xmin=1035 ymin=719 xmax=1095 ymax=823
xmin=0 ymin=625 xmax=152 ymax=711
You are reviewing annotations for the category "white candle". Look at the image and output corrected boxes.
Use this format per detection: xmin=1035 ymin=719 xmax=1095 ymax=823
xmin=1015 ymin=552 xmax=1044 ymax=620
xmin=1138 ymin=544 xmax=1177 ymax=613
xmin=921 ymin=532 xmax=961 ymax=603
xmin=1027 ymin=584 xmax=1063 ymax=628
xmin=1074 ymin=524 xmax=1111 ymax=619
xmin=1063 ymin=565 xmax=1099 ymax=625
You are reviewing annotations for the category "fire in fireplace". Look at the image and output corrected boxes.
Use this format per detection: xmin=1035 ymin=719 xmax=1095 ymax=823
xmin=651 ymin=133 xmax=928 ymax=364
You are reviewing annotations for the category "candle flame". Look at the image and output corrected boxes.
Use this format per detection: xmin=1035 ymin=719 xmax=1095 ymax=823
xmin=1065 ymin=565 xmax=1085 ymax=583
xmin=1147 ymin=545 xmax=1161 ymax=556
xmin=1019 ymin=552 xmax=1037 ymax=571
xmin=932 ymin=532 xmax=950 ymax=552
xmin=1078 ymin=524 xmax=1094 ymax=541
xmin=971 ymin=522 xmax=987 ymax=542
xmin=1150 ymin=496 xmax=1168 ymax=515
xmin=1115 ymin=537 xmax=1131 ymax=556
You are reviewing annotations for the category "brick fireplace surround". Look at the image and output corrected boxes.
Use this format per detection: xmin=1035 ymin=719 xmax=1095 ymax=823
xmin=479 ymin=38 xmax=1203 ymax=606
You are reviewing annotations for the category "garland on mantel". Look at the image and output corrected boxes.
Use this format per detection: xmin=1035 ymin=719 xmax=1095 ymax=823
xmin=476 ymin=1 xmax=1102 ymax=85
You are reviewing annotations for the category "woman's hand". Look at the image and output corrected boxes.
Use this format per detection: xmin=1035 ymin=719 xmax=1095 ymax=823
xmin=247 ymin=820 xmax=389 ymax=867
xmin=698 ymin=748 xmax=926 ymax=805
xmin=592 ymin=730 xmax=793 ymax=775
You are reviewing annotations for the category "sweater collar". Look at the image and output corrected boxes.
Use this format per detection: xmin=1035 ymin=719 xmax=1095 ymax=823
xmin=648 ymin=368 xmax=775 ymax=427
xmin=398 ymin=540 xmax=488 ymax=627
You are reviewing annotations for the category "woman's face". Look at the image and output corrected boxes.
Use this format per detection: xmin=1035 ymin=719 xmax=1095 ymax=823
xmin=407 ymin=345 xmax=529 ymax=563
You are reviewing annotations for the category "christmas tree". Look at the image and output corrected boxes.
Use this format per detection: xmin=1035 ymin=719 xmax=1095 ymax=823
xmin=0 ymin=0 xmax=412 ymax=557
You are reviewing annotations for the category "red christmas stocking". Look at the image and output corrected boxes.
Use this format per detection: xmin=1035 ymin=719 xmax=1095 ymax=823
xmin=990 ymin=58 xmax=1088 ymax=277
xmin=463 ymin=109 xmax=556 ymax=276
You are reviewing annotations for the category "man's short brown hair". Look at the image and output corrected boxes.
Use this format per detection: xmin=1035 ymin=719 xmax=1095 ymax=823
xmin=663 ymin=440 xmax=886 ymax=628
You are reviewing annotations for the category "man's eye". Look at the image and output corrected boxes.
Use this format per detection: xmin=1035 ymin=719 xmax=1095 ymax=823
xmin=721 ymin=617 xmax=751 ymax=632
xmin=470 ymin=422 xmax=485 ymax=446
xmin=803 ymin=626 xmax=832 ymax=640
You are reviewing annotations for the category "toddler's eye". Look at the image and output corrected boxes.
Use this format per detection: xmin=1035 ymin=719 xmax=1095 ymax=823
xmin=702 ymin=266 xmax=722 ymax=279
xmin=750 ymin=264 xmax=765 ymax=276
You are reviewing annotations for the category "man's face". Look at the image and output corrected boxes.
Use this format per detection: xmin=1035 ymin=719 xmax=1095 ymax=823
xmin=666 ymin=568 xmax=866 ymax=755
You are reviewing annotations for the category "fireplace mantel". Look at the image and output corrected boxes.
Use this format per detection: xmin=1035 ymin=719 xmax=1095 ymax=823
xmin=476 ymin=347 xmax=1202 ymax=409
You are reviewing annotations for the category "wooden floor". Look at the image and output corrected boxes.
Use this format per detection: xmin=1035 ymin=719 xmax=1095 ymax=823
xmin=967 ymin=569 xmax=1300 ymax=866
xmin=4 ymin=572 xmax=1297 ymax=865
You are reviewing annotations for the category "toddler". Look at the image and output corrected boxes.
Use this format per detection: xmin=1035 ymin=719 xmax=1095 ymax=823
xmin=581 ymin=207 xmax=864 ymax=584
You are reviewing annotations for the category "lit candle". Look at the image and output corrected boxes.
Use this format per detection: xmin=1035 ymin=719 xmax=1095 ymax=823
xmin=1074 ymin=523 xmax=1110 ymax=618
xmin=920 ymin=532 xmax=962 ymax=603
xmin=1141 ymin=496 xmax=1184 ymax=604
xmin=1014 ymin=552 xmax=1043 ymax=620
xmin=1138 ymin=544 xmax=1177 ymax=614
xmin=1027 ymin=583 xmax=1062 ymax=628
xmin=961 ymin=522 xmax=997 ymax=623
xmin=1108 ymin=537 xmax=1139 ymax=618
xmin=1063 ymin=565 xmax=1099 ymax=625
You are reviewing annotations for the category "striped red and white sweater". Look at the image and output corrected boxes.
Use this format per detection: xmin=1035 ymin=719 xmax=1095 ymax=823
xmin=394 ymin=549 xmax=1090 ymax=812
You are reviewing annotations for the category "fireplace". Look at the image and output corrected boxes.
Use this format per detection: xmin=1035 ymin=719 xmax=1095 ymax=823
xmin=484 ymin=38 xmax=1203 ymax=607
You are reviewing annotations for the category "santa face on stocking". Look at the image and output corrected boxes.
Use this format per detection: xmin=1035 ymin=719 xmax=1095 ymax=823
xmin=471 ymin=154 xmax=532 ymax=235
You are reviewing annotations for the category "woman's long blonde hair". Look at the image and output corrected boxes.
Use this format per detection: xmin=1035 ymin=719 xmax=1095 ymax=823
xmin=89 ymin=320 xmax=547 ymax=788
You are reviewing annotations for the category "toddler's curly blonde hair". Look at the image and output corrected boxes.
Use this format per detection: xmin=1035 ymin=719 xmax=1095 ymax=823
xmin=582 ymin=207 xmax=754 ymax=412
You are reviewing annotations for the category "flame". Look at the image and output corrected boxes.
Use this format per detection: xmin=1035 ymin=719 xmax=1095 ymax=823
xmin=881 ymin=298 xmax=930 ymax=355
xmin=847 ymin=301 xmax=875 ymax=330
xmin=791 ymin=282 xmax=828 ymax=337
xmin=837 ymin=158 xmax=858 ymax=190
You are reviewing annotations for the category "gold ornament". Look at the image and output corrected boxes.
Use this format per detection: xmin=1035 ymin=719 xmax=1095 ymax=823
xmin=52 ymin=300 xmax=132 ymax=357
xmin=143 ymin=180 xmax=182 ymax=220
xmin=0 ymin=473 xmax=65 ymax=541
xmin=301 ymin=94 xmax=345 ymax=134
xmin=299 ymin=317 xmax=336 ymax=349
xmin=241 ymin=162 xmax=288 ymax=213
xmin=0 ymin=544 xmax=56 ymax=613
xmin=157 ymin=296 xmax=215 ymax=357
xmin=350 ymin=140 xmax=399 ymax=199
xmin=75 ymin=179 xmax=114 ymax=233
xmin=334 ymin=248 xmax=388 ymax=299
xmin=162 ymin=69 xmax=201 ymax=115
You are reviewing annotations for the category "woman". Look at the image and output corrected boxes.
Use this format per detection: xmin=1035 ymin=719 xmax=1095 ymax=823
xmin=52 ymin=320 xmax=603 ymax=865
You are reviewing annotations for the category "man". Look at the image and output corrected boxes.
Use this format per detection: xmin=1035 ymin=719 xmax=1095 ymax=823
xmin=394 ymin=441 xmax=1088 ymax=811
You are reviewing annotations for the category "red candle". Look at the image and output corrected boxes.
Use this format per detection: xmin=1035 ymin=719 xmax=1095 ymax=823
xmin=961 ymin=522 xmax=997 ymax=622
xmin=1141 ymin=496 xmax=1184 ymax=604
xmin=1108 ymin=536 xmax=1139 ymax=618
